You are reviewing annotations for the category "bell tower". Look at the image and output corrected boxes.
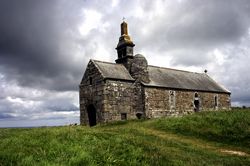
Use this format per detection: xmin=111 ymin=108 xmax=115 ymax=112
xmin=115 ymin=20 xmax=135 ymax=64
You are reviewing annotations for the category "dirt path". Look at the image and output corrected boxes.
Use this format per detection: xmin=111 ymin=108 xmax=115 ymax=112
xmin=139 ymin=127 xmax=249 ymax=157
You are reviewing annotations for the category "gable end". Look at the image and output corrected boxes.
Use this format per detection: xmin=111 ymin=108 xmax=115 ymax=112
xmin=80 ymin=60 xmax=104 ymax=86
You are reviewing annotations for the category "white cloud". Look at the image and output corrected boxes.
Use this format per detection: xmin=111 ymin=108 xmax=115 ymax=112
xmin=0 ymin=75 xmax=79 ymax=126
xmin=78 ymin=9 xmax=110 ymax=37
xmin=111 ymin=0 xmax=119 ymax=8
xmin=78 ymin=9 xmax=102 ymax=36
xmin=213 ymin=49 xmax=226 ymax=65
xmin=203 ymin=32 xmax=250 ymax=106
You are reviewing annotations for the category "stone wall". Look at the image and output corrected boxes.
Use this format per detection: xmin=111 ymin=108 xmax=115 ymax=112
xmin=79 ymin=60 xmax=105 ymax=125
xmin=144 ymin=87 xmax=231 ymax=118
xmin=102 ymin=80 xmax=137 ymax=122
xmin=80 ymin=65 xmax=142 ymax=125
xmin=79 ymin=60 xmax=146 ymax=125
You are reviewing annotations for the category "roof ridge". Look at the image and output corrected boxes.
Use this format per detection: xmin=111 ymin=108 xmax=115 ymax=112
xmin=92 ymin=59 xmax=202 ymax=74
xmin=148 ymin=65 xmax=202 ymax=74
xmin=91 ymin=59 xmax=118 ymax=65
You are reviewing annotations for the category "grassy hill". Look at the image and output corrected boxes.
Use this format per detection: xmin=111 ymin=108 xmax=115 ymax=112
xmin=1 ymin=109 xmax=250 ymax=166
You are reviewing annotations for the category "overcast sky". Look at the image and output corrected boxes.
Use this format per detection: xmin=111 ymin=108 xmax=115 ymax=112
xmin=0 ymin=0 xmax=250 ymax=127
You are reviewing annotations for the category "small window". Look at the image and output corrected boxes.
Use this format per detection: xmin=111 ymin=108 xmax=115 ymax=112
xmin=194 ymin=92 xmax=199 ymax=102
xmin=121 ymin=113 xmax=127 ymax=120
xmin=194 ymin=92 xmax=200 ymax=112
xmin=169 ymin=90 xmax=176 ymax=110
xmin=194 ymin=92 xmax=198 ymax=98
xmin=214 ymin=95 xmax=218 ymax=107
xmin=118 ymin=50 xmax=122 ymax=58
xmin=89 ymin=77 xmax=92 ymax=85
xmin=122 ymin=48 xmax=126 ymax=57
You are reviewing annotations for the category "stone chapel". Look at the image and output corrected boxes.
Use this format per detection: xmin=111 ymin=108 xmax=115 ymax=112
xmin=79 ymin=21 xmax=231 ymax=126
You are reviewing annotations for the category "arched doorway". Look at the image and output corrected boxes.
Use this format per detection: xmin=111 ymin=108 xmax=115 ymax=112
xmin=87 ymin=104 xmax=96 ymax=126
xmin=136 ymin=113 xmax=143 ymax=119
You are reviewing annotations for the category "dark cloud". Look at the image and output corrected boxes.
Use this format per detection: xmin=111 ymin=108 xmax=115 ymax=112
xmin=1 ymin=0 xmax=250 ymax=127
xmin=168 ymin=0 xmax=249 ymax=46
xmin=0 ymin=0 xmax=87 ymax=91
xmin=38 ymin=116 xmax=67 ymax=120
xmin=1 ymin=0 xmax=250 ymax=91
xmin=41 ymin=99 xmax=79 ymax=112
xmin=0 ymin=113 xmax=15 ymax=119
xmin=132 ymin=0 xmax=250 ymax=66
xmin=0 ymin=77 xmax=79 ymax=123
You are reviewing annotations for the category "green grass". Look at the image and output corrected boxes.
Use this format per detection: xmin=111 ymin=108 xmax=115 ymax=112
xmin=148 ymin=110 xmax=250 ymax=149
xmin=1 ymin=109 xmax=250 ymax=166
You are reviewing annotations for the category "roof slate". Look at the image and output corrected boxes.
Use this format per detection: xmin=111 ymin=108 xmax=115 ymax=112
xmin=92 ymin=60 xmax=230 ymax=93
xmin=144 ymin=66 xmax=230 ymax=93
xmin=93 ymin=60 xmax=134 ymax=81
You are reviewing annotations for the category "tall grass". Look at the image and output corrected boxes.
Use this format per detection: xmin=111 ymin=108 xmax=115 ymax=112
xmin=0 ymin=109 xmax=250 ymax=165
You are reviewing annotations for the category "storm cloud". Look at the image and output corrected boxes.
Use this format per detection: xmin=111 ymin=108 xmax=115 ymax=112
xmin=0 ymin=0 xmax=89 ymax=91
xmin=1 ymin=0 xmax=250 ymax=127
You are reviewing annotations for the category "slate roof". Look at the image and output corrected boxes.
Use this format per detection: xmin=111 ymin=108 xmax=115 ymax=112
xmin=92 ymin=60 xmax=230 ymax=94
xmin=93 ymin=60 xmax=134 ymax=81
xmin=144 ymin=66 xmax=230 ymax=93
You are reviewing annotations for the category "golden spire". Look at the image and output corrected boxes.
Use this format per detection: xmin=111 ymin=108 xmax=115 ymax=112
xmin=116 ymin=19 xmax=134 ymax=49
xmin=121 ymin=21 xmax=128 ymax=35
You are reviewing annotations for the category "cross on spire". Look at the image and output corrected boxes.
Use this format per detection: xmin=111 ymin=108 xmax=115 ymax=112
xmin=122 ymin=17 xmax=126 ymax=22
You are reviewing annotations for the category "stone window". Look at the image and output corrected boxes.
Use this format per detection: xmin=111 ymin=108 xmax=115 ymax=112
xmin=169 ymin=90 xmax=176 ymax=110
xmin=194 ymin=92 xmax=198 ymax=98
xmin=194 ymin=92 xmax=200 ymax=112
xmin=214 ymin=95 xmax=218 ymax=109
xmin=118 ymin=49 xmax=122 ymax=58
xmin=121 ymin=113 xmax=127 ymax=120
